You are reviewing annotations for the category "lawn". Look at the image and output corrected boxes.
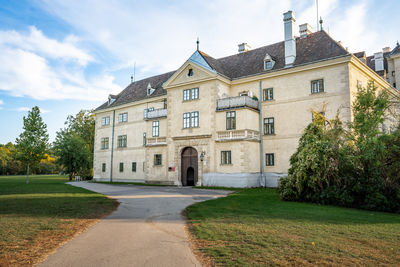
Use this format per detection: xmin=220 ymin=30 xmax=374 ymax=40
xmin=0 ymin=175 xmax=118 ymax=266
xmin=186 ymin=188 xmax=400 ymax=266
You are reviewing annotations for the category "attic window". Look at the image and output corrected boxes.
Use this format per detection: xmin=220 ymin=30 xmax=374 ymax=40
xmin=263 ymin=53 xmax=275 ymax=70
xmin=147 ymin=83 xmax=155 ymax=96
xmin=188 ymin=69 xmax=194 ymax=76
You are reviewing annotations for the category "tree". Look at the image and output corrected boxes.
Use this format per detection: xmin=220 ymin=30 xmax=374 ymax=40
xmin=15 ymin=106 xmax=49 ymax=183
xmin=63 ymin=110 xmax=95 ymax=176
xmin=53 ymin=130 xmax=90 ymax=180
xmin=350 ymin=81 xmax=389 ymax=210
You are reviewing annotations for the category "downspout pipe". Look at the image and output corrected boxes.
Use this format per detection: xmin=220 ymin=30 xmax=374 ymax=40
xmin=259 ymin=80 xmax=265 ymax=187
xmin=110 ymin=110 xmax=115 ymax=182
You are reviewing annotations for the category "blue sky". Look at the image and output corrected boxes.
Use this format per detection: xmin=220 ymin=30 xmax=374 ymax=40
xmin=0 ymin=0 xmax=399 ymax=144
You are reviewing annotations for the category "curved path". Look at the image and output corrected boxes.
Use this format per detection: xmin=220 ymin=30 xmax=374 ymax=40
xmin=40 ymin=182 xmax=230 ymax=267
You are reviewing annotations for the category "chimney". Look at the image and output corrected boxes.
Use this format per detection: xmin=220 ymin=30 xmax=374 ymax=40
xmin=283 ymin=11 xmax=296 ymax=66
xmin=374 ymin=52 xmax=384 ymax=71
xmin=299 ymin=23 xmax=312 ymax=38
xmin=382 ymin=47 xmax=391 ymax=53
xmin=238 ymin=43 xmax=251 ymax=53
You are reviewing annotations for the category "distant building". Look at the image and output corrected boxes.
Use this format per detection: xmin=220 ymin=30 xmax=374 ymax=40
xmin=93 ymin=10 xmax=400 ymax=187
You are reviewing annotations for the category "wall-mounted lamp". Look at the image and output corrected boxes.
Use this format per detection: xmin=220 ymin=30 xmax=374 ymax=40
xmin=200 ymin=151 xmax=206 ymax=161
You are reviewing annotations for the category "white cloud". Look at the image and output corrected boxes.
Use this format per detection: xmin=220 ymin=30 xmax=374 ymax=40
xmin=37 ymin=0 xmax=392 ymax=79
xmin=0 ymin=99 xmax=3 ymax=105
xmin=0 ymin=26 xmax=93 ymax=66
xmin=0 ymin=27 xmax=121 ymax=101
xmin=16 ymin=107 xmax=30 ymax=112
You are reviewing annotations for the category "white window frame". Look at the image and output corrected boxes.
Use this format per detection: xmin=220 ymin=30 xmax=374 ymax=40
xmin=152 ymin=121 xmax=159 ymax=137
xmin=101 ymin=116 xmax=110 ymax=126
xmin=119 ymin=112 xmax=128 ymax=123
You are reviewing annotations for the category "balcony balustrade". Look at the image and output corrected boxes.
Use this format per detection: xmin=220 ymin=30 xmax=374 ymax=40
xmin=144 ymin=108 xmax=167 ymax=120
xmin=146 ymin=136 xmax=167 ymax=146
xmin=216 ymin=129 xmax=260 ymax=141
xmin=216 ymin=95 xmax=259 ymax=111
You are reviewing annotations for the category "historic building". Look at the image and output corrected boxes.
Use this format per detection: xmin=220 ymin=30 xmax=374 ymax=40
xmin=93 ymin=11 xmax=400 ymax=187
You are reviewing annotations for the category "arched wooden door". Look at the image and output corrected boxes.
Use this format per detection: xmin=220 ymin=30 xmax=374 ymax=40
xmin=181 ymin=147 xmax=198 ymax=186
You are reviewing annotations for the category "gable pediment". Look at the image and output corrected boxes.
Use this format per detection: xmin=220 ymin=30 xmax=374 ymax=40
xmin=163 ymin=51 xmax=218 ymax=88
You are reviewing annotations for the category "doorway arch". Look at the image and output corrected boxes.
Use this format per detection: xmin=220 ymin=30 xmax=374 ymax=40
xmin=181 ymin=147 xmax=198 ymax=186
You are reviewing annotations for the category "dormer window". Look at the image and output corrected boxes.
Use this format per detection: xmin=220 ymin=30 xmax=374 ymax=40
xmin=263 ymin=53 xmax=275 ymax=70
xmin=147 ymin=83 xmax=155 ymax=96
xmin=108 ymin=95 xmax=116 ymax=106
xmin=188 ymin=68 xmax=194 ymax=76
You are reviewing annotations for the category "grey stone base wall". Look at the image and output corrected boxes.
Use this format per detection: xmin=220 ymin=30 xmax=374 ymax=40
xmin=93 ymin=178 xmax=145 ymax=183
xmin=202 ymin=173 xmax=261 ymax=188
xmin=260 ymin=172 xmax=287 ymax=188
xmin=202 ymin=172 xmax=287 ymax=188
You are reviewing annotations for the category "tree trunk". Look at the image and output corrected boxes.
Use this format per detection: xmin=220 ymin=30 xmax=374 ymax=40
xmin=69 ymin=173 xmax=72 ymax=181
xmin=26 ymin=163 xmax=30 ymax=184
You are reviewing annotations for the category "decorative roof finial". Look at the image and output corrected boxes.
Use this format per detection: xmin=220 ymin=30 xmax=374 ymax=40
xmin=196 ymin=37 xmax=199 ymax=51
xmin=397 ymin=40 xmax=399 ymax=46
xmin=319 ymin=16 xmax=323 ymax=31
xmin=131 ymin=75 xmax=133 ymax=83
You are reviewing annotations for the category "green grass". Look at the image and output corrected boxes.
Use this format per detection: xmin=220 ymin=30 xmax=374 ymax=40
xmin=186 ymin=188 xmax=400 ymax=266
xmin=0 ymin=175 xmax=118 ymax=266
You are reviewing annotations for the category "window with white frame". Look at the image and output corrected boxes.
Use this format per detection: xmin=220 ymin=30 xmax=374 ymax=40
xmin=119 ymin=112 xmax=128 ymax=122
xmin=264 ymin=117 xmax=275 ymax=135
xmin=183 ymin=111 xmax=199 ymax=128
xmin=101 ymin=137 xmax=109 ymax=149
xmin=226 ymin=111 xmax=236 ymax=130
xmin=311 ymin=79 xmax=324 ymax=94
xmin=119 ymin=162 xmax=124 ymax=172
xmin=152 ymin=121 xmax=159 ymax=137
xmin=263 ymin=88 xmax=273 ymax=101
xmin=221 ymin=151 xmax=232 ymax=165
xmin=132 ymin=162 xmax=137 ymax=172
xmin=183 ymin=88 xmax=199 ymax=101
xmin=266 ymin=153 xmax=274 ymax=166
xmin=101 ymin=116 xmax=110 ymax=126
xmin=154 ymin=154 xmax=162 ymax=166
xmin=117 ymin=135 xmax=127 ymax=148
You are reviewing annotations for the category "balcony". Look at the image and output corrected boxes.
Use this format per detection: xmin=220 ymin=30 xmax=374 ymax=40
xmin=216 ymin=129 xmax=260 ymax=141
xmin=144 ymin=108 xmax=167 ymax=120
xmin=146 ymin=137 xmax=167 ymax=146
xmin=216 ymin=95 xmax=259 ymax=111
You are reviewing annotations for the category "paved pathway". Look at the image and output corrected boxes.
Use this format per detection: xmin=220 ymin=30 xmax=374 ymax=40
xmin=40 ymin=182 xmax=230 ymax=267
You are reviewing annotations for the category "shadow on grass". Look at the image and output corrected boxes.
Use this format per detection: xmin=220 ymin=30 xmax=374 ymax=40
xmin=186 ymin=188 xmax=400 ymax=225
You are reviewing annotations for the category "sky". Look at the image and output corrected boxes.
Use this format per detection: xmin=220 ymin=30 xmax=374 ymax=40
xmin=0 ymin=0 xmax=399 ymax=144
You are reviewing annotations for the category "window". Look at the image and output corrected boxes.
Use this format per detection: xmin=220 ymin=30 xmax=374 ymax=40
xmin=119 ymin=112 xmax=128 ymax=122
xmin=311 ymin=79 xmax=324 ymax=94
xmin=183 ymin=111 xmax=199 ymax=128
xmin=191 ymin=88 xmax=199 ymax=100
xmin=154 ymin=154 xmax=162 ymax=166
xmin=132 ymin=162 xmax=137 ymax=172
xmin=183 ymin=88 xmax=199 ymax=101
xmin=188 ymin=68 xmax=194 ymax=76
xmin=394 ymin=83 xmax=397 ymax=88
xmin=221 ymin=151 xmax=232 ymax=165
xmin=266 ymin=153 xmax=274 ymax=166
xmin=117 ymin=135 xmax=127 ymax=148
xmin=143 ymin=132 xmax=146 ymax=146
xmin=264 ymin=117 xmax=275 ymax=135
xmin=144 ymin=107 xmax=154 ymax=119
xmin=102 ymin=163 xmax=106 ymax=172
xmin=101 ymin=116 xmax=110 ymax=126
xmin=119 ymin=162 xmax=124 ymax=172
xmin=183 ymin=89 xmax=191 ymax=101
xmin=226 ymin=111 xmax=236 ymax=130
xmin=152 ymin=121 xmax=159 ymax=137
xmin=101 ymin=137 xmax=109 ymax=149
xmin=265 ymin=60 xmax=272 ymax=69
xmin=263 ymin=88 xmax=273 ymax=101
